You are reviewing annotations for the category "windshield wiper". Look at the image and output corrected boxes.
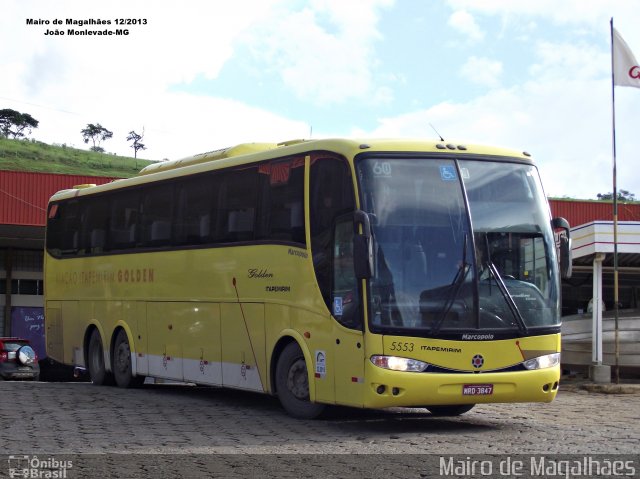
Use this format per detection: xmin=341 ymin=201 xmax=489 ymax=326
xmin=486 ymin=261 xmax=528 ymax=335
xmin=431 ymin=234 xmax=469 ymax=336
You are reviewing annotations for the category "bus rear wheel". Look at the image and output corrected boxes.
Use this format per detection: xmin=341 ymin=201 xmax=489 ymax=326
xmin=426 ymin=404 xmax=475 ymax=416
xmin=275 ymin=342 xmax=325 ymax=419
xmin=113 ymin=329 xmax=143 ymax=388
xmin=88 ymin=329 xmax=113 ymax=385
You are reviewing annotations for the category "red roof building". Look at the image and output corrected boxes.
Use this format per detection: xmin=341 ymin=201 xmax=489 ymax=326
xmin=1 ymin=170 xmax=117 ymax=226
xmin=549 ymin=198 xmax=640 ymax=225
xmin=1 ymin=171 xmax=119 ymax=337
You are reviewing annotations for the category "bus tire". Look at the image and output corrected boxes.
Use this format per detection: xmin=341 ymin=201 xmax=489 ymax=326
xmin=426 ymin=404 xmax=475 ymax=416
xmin=275 ymin=342 xmax=325 ymax=419
xmin=112 ymin=329 xmax=143 ymax=388
xmin=88 ymin=329 xmax=113 ymax=386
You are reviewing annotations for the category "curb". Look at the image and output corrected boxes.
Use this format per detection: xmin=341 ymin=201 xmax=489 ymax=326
xmin=580 ymin=383 xmax=640 ymax=394
xmin=561 ymin=380 xmax=640 ymax=394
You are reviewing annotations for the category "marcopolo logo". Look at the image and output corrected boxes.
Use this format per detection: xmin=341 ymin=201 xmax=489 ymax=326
xmin=461 ymin=333 xmax=494 ymax=340
xmin=8 ymin=455 xmax=72 ymax=478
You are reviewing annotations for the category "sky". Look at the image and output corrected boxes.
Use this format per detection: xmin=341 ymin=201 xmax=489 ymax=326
xmin=1 ymin=0 xmax=639 ymax=200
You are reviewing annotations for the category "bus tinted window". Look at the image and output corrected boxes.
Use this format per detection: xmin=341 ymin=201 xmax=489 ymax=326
xmin=259 ymin=157 xmax=305 ymax=244
xmin=175 ymin=173 xmax=217 ymax=246
xmin=109 ymin=189 xmax=141 ymax=250
xmin=218 ymin=168 xmax=258 ymax=243
xmin=47 ymin=157 xmax=309 ymax=258
xmin=47 ymin=200 xmax=80 ymax=256
xmin=141 ymin=183 xmax=173 ymax=247
xmin=310 ymin=157 xmax=355 ymax=310
xmin=82 ymin=198 xmax=109 ymax=254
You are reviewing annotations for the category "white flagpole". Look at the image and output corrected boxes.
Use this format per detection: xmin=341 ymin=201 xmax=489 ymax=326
xmin=610 ymin=18 xmax=620 ymax=384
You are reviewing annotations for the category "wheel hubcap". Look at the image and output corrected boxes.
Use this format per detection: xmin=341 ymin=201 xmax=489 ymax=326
xmin=115 ymin=343 xmax=130 ymax=374
xmin=287 ymin=358 xmax=309 ymax=400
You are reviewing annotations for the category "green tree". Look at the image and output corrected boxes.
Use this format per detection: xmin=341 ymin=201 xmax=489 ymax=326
xmin=81 ymin=123 xmax=113 ymax=151
xmin=597 ymin=190 xmax=636 ymax=202
xmin=0 ymin=108 xmax=39 ymax=139
xmin=126 ymin=129 xmax=146 ymax=159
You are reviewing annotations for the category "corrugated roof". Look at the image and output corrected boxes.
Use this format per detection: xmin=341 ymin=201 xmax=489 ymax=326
xmin=0 ymin=171 xmax=119 ymax=226
xmin=550 ymin=199 xmax=640 ymax=227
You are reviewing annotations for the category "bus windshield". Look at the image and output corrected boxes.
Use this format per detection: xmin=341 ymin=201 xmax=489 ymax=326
xmin=356 ymin=157 xmax=560 ymax=337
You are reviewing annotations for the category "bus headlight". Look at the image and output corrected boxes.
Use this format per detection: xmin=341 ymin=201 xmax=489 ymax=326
xmin=522 ymin=353 xmax=561 ymax=370
xmin=370 ymin=355 xmax=429 ymax=372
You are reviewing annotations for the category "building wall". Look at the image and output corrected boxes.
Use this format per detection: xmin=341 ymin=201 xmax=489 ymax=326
xmin=0 ymin=249 xmax=44 ymax=338
xmin=550 ymin=199 xmax=640 ymax=318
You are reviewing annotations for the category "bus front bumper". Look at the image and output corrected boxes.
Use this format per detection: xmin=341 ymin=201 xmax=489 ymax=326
xmin=363 ymin=364 xmax=561 ymax=409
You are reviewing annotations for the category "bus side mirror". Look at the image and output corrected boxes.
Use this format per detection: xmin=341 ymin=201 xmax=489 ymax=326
xmin=354 ymin=210 xmax=374 ymax=280
xmin=552 ymin=217 xmax=572 ymax=279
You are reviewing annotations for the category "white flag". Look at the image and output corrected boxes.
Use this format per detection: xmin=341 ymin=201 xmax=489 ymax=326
xmin=613 ymin=28 xmax=640 ymax=88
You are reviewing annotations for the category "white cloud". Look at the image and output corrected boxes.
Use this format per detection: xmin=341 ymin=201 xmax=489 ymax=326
xmin=446 ymin=0 xmax=640 ymax=49
xmin=461 ymin=56 xmax=503 ymax=88
xmin=448 ymin=10 xmax=485 ymax=42
xmin=7 ymin=0 xmax=273 ymax=90
xmin=529 ymin=41 xmax=609 ymax=81
xmin=242 ymin=0 xmax=394 ymax=104
xmin=0 ymin=0 xmax=309 ymax=160
xmin=446 ymin=0 xmax=635 ymax=26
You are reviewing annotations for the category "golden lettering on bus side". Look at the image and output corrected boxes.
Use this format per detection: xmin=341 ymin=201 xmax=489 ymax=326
xmin=116 ymin=268 xmax=155 ymax=283
xmin=54 ymin=268 xmax=157 ymax=284
xmin=72 ymin=270 xmax=117 ymax=285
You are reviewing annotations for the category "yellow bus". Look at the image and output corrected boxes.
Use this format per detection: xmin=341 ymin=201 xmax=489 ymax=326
xmin=44 ymin=138 xmax=572 ymax=418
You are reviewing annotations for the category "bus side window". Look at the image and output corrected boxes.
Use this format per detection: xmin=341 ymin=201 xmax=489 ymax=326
xmin=219 ymin=168 xmax=258 ymax=243
xmin=310 ymin=156 xmax=358 ymax=326
xmin=140 ymin=184 xmax=174 ymax=247
xmin=109 ymin=190 xmax=140 ymax=250
xmin=175 ymin=174 xmax=216 ymax=245
xmin=262 ymin=157 xmax=306 ymax=245
xmin=332 ymin=215 xmax=361 ymax=329
xmin=82 ymin=198 xmax=109 ymax=254
xmin=47 ymin=200 xmax=80 ymax=257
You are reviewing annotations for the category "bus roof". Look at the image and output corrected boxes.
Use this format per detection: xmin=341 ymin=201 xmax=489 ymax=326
xmin=48 ymin=138 xmax=533 ymax=202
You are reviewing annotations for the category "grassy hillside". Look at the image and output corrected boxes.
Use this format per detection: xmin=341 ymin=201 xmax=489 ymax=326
xmin=0 ymin=137 xmax=155 ymax=178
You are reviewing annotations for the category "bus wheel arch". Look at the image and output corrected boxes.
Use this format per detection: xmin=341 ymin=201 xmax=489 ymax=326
xmin=270 ymin=337 xmax=293 ymax=394
xmin=273 ymin=339 xmax=325 ymax=419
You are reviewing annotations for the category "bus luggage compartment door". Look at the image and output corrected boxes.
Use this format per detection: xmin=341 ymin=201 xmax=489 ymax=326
xmin=220 ymin=303 xmax=265 ymax=392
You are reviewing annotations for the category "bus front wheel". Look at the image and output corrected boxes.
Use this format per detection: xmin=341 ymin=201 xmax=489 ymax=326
xmin=426 ymin=404 xmax=475 ymax=416
xmin=113 ymin=329 xmax=143 ymax=388
xmin=88 ymin=329 xmax=113 ymax=385
xmin=275 ymin=342 xmax=325 ymax=419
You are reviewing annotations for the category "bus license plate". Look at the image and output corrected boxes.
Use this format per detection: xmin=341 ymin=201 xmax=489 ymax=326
xmin=463 ymin=384 xmax=493 ymax=396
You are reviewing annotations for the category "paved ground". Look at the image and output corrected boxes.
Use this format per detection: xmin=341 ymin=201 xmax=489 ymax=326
xmin=0 ymin=379 xmax=638 ymax=478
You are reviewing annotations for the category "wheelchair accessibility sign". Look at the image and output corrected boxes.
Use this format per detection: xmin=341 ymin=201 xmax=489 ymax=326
xmin=440 ymin=165 xmax=457 ymax=181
